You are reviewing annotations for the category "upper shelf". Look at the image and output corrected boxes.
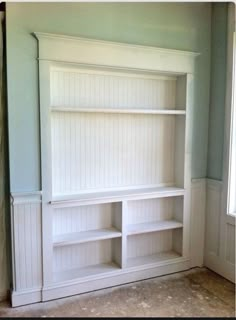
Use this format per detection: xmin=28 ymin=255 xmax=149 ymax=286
xmin=50 ymin=186 xmax=185 ymax=207
xmin=50 ymin=106 xmax=186 ymax=115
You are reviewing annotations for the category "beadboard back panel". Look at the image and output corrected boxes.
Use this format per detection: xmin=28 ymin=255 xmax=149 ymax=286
xmin=53 ymin=202 xmax=122 ymax=236
xmin=127 ymin=230 xmax=176 ymax=258
xmin=50 ymin=67 xmax=177 ymax=110
xmin=53 ymin=238 xmax=122 ymax=272
xmin=51 ymin=112 xmax=182 ymax=195
xmin=126 ymin=197 xmax=183 ymax=225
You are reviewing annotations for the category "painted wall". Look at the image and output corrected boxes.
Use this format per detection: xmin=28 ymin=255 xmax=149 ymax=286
xmin=6 ymin=2 xmax=211 ymax=192
xmin=207 ymin=3 xmax=228 ymax=180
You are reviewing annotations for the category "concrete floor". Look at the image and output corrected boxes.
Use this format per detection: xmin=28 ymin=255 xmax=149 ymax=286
xmin=0 ymin=267 xmax=235 ymax=318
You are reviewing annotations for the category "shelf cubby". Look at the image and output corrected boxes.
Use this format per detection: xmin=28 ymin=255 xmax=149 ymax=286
xmin=53 ymin=202 xmax=122 ymax=246
xmin=126 ymin=228 xmax=183 ymax=268
xmin=126 ymin=196 xmax=183 ymax=235
xmin=53 ymin=237 xmax=122 ymax=283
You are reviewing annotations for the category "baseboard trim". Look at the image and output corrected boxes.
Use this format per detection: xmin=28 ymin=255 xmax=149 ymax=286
xmin=11 ymin=259 xmax=190 ymax=306
xmin=42 ymin=259 xmax=190 ymax=302
xmin=11 ymin=288 xmax=42 ymax=307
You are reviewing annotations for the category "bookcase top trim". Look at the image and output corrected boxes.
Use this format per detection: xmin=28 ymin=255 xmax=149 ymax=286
xmin=34 ymin=32 xmax=199 ymax=74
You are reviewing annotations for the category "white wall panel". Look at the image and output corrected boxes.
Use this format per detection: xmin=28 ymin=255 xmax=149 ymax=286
xmin=126 ymin=197 xmax=183 ymax=225
xmin=53 ymin=239 xmax=118 ymax=272
xmin=51 ymin=112 xmax=176 ymax=195
xmin=127 ymin=230 xmax=173 ymax=258
xmin=11 ymin=200 xmax=42 ymax=291
xmin=50 ymin=68 xmax=177 ymax=110
xmin=53 ymin=203 xmax=122 ymax=236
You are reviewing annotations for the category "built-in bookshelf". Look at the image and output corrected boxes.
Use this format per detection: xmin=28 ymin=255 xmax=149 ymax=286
xmin=9 ymin=33 xmax=197 ymax=306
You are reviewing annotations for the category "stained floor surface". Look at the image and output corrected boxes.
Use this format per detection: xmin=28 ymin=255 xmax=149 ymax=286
xmin=0 ymin=268 xmax=235 ymax=318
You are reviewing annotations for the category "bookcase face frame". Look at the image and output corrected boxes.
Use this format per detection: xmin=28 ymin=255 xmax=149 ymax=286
xmin=34 ymin=33 xmax=197 ymax=301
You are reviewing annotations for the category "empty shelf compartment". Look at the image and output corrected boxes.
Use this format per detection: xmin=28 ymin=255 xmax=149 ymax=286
xmin=53 ymin=238 xmax=122 ymax=283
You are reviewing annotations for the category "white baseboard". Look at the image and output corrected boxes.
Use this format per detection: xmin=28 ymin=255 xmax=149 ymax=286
xmin=11 ymin=258 xmax=190 ymax=306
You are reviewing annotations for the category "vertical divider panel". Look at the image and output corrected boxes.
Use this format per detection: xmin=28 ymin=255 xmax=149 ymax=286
xmin=121 ymin=201 xmax=128 ymax=268
xmin=182 ymin=73 xmax=194 ymax=258
xmin=39 ymin=60 xmax=54 ymax=285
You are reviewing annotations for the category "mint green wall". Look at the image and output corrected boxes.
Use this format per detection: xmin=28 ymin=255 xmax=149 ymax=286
xmin=207 ymin=4 xmax=228 ymax=180
xmin=6 ymin=3 xmax=211 ymax=192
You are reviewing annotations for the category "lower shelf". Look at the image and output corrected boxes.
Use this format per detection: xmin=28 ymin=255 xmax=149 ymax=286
xmin=127 ymin=251 xmax=181 ymax=268
xmin=53 ymin=262 xmax=120 ymax=283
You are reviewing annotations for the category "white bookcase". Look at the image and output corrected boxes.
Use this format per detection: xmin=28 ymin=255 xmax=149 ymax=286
xmin=32 ymin=33 xmax=199 ymax=302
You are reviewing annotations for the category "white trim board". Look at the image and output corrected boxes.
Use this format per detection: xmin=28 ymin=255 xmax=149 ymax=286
xmin=34 ymin=32 xmax=200 ymax=74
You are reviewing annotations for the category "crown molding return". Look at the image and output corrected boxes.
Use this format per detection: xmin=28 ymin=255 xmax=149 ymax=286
xmin=33 ymin=32 xmax=200 ymax=74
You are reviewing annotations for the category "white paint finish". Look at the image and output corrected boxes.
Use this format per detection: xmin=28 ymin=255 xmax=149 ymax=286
xmin=42 ymin=258 xmax=190 ymax=303
xmin=50 ymin=67 xmax=177 ymax=110
xmin=126 ymin=196 xmax=183 ymax=226
xmin=10 ymin=192 xmax=42 ymax=205
xmin=190 ymin=178 xmax=206 ymax=267
xmin=39 ymin=60 xmax=54 ymax=286
xmin=34 ymin=32 xmax=199 ymax=74
xmin=53 ymin=202 xmax=122 ymax=236
xmin=11 ymin=198 xmax=42 ymax=291
xmin=53 ymin=262 xmax=120 ymax=283
xmin=51 ymin=107 xmax=186 ymax=115
xmin=53 ymin=228 xmax=122 ymax=247
xmin=11 ymin=288 xmax=42 ymax=308
xmin=127 ymin=251 xmax=181 ymax=268
xmin=127 ymin=220 xmax=183 ymax=236
xmin=53 ymin=238 xmax=122 ymax=273
xmin=127 ymin=229 xmax=182 ymax=259
xmin=51 ymin=186 xmax=185 ymax=207
xmin=52 ymin=112 xmax=183 ymax=195
xmin=11 ymin=34 xmax=196 ymax=306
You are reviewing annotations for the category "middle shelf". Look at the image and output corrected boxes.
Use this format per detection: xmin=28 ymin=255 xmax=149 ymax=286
xmin=126 ymin=220 xmax=183 ymax=236
xmin=53 ymin=227 xmax=122 ymax=247
xmin=53 ymin=219 xmax=183 ymax=247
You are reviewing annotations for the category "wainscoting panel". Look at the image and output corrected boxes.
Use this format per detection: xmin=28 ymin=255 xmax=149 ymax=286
xmin=10 ymin=192 xmax=43 ymax=306
xmin=204 ymin=179 xmax=235 ymax=283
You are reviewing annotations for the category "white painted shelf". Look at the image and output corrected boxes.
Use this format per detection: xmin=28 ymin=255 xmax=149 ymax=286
xmin=127 ymin=220 xmax=183 ymax=236
xmin=51 ymin=106 xmax=186 ymax=115
xmin=127 ymin=251 xmax=181 ymax=268
xmin=51 ymin=186 xmax=185 ymax=207
xmin=53 ymin=228 xmax=122 ymax=247
xmin=53 ymin=262 xmax=120 ymax=283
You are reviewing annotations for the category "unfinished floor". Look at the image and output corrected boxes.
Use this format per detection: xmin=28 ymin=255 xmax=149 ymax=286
xmin=0 ymin=268 xmax=235 ymax=318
